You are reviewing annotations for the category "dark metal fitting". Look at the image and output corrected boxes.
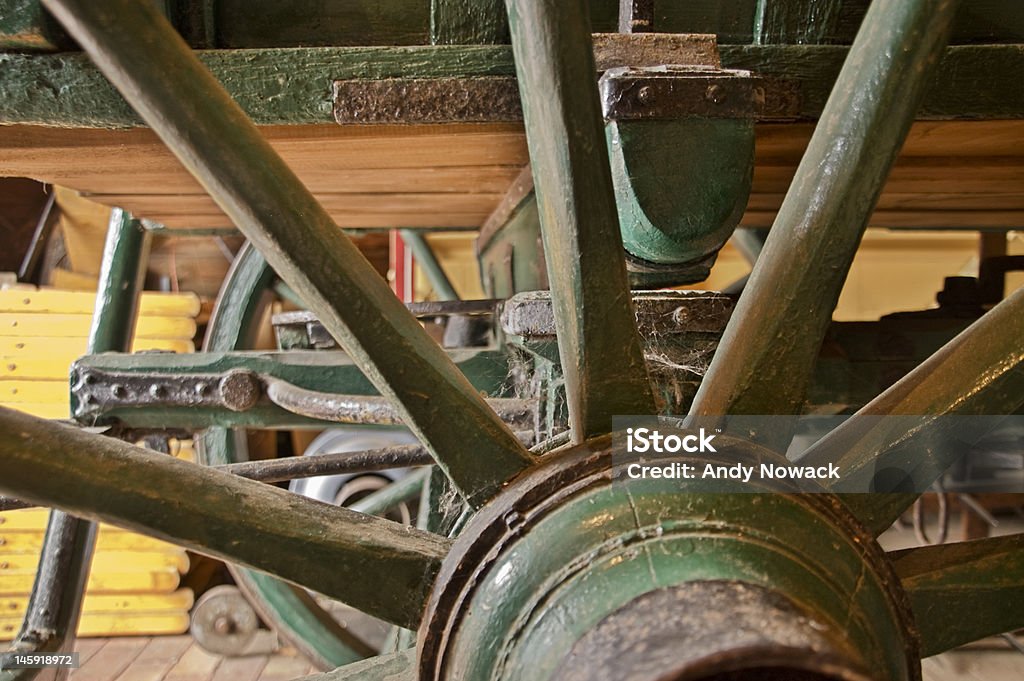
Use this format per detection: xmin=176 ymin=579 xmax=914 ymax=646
xmin=600 ymin=65 xmax=764 ymax=121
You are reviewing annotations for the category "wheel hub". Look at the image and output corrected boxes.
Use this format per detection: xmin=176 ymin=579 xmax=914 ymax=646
xmin=419 ymin=432 xmax=920 ymax=681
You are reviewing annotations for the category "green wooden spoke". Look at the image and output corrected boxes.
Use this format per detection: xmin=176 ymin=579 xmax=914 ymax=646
xmin=892 ymin=533 xmax=1024 ymax=657
xmin=0 ymin=407 xmax=449 ymax=630
xmin=689 ymin=0 xmax=962 ymax=450
xmin=42 ymin=0 xmax=534 ymax=508
xmin=801 ymin=287 xmax=1024 ymax=535
xmin=504 ymin=0 xmax=655 ymax=441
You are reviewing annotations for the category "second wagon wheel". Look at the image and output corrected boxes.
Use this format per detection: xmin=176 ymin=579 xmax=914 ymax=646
xmin=0 ymin=1 xmax=1022 ymax=681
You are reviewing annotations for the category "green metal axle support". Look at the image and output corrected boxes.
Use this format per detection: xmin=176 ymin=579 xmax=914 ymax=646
xmin=4 ymin=209 xmax=147 ymax=681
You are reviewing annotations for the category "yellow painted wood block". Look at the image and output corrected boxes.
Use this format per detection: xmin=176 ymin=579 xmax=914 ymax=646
xmin=0 ymin=568 xmax=181 ymax=596
xmin=0 ymin=530 xmax=176 ymax=554
xmin=0 ymin=337 xmax=195 ymax=358
xmin=0 ymin=290 xmax=201 ymax=318
xmin=1 ymin=551 xmax=189 ymax=575
xmin=0 ymin=381 xmax=67 ymax=404
xmin=1 ymin=611 xmax=190 ymax=640
xmin=2 ymin=588 xmax=194 ymax=616
xmin=0 ymin=314 xmax=196 ymax=340
xmin=0 ymin=402 xmax=68 ymax=419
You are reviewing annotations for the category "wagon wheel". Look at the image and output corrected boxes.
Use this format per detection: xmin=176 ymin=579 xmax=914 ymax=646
xmin=2 ymin=1 xmax=1023 ymax=681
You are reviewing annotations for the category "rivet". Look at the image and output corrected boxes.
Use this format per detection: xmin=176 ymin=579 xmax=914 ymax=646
xmin=112 ymin=384 xmax=127 ymax=398
xmin=150 ymin=384 xmax=167 ymax=398
xmin=636 ymin=85 xmax=653 ymax=104
xmin=672 ymin=306 xmax=690 ymax=324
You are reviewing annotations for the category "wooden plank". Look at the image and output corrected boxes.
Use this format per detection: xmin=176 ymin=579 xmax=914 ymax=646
xmin=163 ymin=641 xmax=221 ymax=681
xmin=114 ymin=635 xmax=193 ymax=681
xmin=0 ymin=402 xmax=68 ymax=419
xmin=75 ymin=638 xmax=110 ymax=667
xmin=0 ymin=337 xmax=196 ymax=358
xmin=0 ymin=568 xmax=181 ymax=595
xmin=257 ymin=654 xmax=315 ymax=681
xmin=741 ymin=210 xmax=1024 ymax=229
xmin=0 ymin=380 xmax=69 ymax=404
xmin=0 ymin=314 xmax=196 ymax=340
xmin=210 ymin=656 xmax=269 ymax=681
xmin=0 ymin=290 xmax=201 ymax=317
xmin=1 ymin=550 xmax=190 ymax=574
xmin=85 ymin=192 xmax=502 ymax=218
xmin=65 ymin=636 xmax=151 ymax=681
xmin=0 ymin=530 xmax=176 ymax=553
xmin=2 ymin=590 xmax=195 ymax=614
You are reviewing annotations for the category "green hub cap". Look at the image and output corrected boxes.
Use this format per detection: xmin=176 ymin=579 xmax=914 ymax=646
xmin=419 ymin=433 xmax=919 ymax=681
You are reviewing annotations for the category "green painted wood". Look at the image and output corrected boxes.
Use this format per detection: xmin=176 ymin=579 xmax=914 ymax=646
xmin=805 ymin=286 xmax=1024 ymax=535
xmin=430 ymin=0 xmax=508 ymax=45
xmin=0 ymin=407 xmax=449 ymax=630
xmin=42 ymin=0 xmax=534 ymax=508
xmin=689 ymin=0 xmax=962 ymax=450
xmin=0 ymin=45 xmax=516 ymax=127
xmin=215 ymin=0 xmax=427 ymax=48
xmin=754 ymin=0 xmax=843 ymax=45
xmin=4 ymin=44 xmax=1024 ymax=128
xmin=720 ymin=44 xmax=1024 ymax=120
xmin=505 ymin=0 xmax=656 ymax=440
xmin=892 ymin=534 xmax=1024 ymax=657
xmin=4 ymin=0 xmax=1023 ymax=53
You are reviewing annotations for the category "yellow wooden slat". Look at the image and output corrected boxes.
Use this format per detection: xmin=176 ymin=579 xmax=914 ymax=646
xmin=0 ymin=530 xmax=176 ymax=554
xmin=1 ymin=510 xmax=150 ymax=531
xmin=1 ymin=551 xmax=189 ymax=574
xmin=2 ymin=588 xmax=194 ymax=615
xmin=0 ymin=568 xmax=181 ymax=595
xmin=0 ymin=358 xmax=75 ymax=380
xmin=0 ymin=381 xmax=68 ymax=404
xmin=0 ymin=337 xmax=195 ymax=359
xmin=0 ymin=290 xmax=201 ymax=317
xmin=1 ymin=611 xmax=190 ymax=640
xmin=0 ymin=402 xmax=69 ymax=419
xmin=0 ymin=314 xmax=196 ymax=340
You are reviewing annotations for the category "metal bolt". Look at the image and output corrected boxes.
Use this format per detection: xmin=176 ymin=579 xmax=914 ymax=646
xmin=219 ymin=370 xmax=261 ymax=412
xmin=213 ymin=616 xmax=236 ymax=636
xmin=150 ymin=384 xmax=167 ymax=398
xmin=195 ymin=382 xmax=211 ymax=396
xmin=705 ymin=84 xmax=727 ymax=104
xmin=636 ymin=85 xmax=653 ymax=105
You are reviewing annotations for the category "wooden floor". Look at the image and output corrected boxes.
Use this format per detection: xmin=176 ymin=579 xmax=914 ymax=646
xmin=68 ymin=636 xmax=317 ymax=681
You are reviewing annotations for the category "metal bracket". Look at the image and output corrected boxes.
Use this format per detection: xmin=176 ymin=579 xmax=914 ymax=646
xmin=600 ymin=65 xmax=764 ymax=121
xmin=72 ymin=367 xmax=262 ymax=419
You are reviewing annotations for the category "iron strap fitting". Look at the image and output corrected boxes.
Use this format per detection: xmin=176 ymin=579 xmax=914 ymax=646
xmin=600 ymin=66 xmax=765 ymax=121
